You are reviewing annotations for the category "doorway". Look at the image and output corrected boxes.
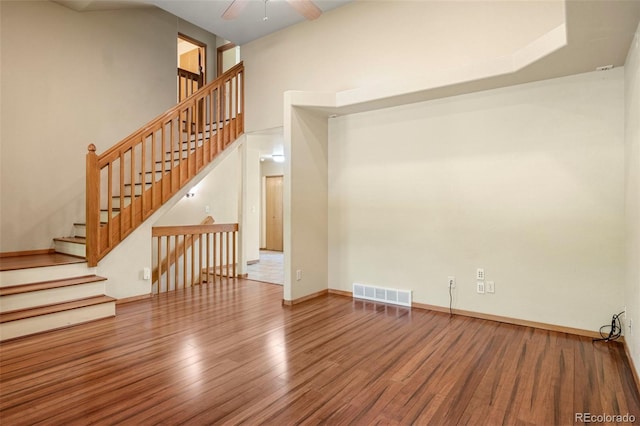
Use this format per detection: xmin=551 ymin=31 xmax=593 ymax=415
xmin=265 ymin=175 xmax=283 ymax=251
xmin=177 ymin=34 xmax=206 ymax=102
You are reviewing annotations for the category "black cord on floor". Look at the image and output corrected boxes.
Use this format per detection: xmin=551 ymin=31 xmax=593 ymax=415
xmin=593 ymin=311 xmax=625 ymax=342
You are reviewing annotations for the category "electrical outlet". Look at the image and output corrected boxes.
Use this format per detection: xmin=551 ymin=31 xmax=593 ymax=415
xmin=448 ymin=276 xmax=456 ymax=288
xmin=476 ymin=268 xmax=485 ymax=280
xmin=486 ymin=281 xmax=495 ymax=294
xmin=205 ymin=205 xmax=211 ymax=214
xmin=296 ymin=269 xmax=302 ymax=281
xmin=477 ymin=281 xmax=485 ymax=294
xmin=143 ymin=267 xmax=151 ymax=280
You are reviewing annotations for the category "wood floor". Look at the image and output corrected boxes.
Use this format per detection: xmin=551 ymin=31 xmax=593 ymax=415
xmin=1 ymin=279 xmax=638 ymax=425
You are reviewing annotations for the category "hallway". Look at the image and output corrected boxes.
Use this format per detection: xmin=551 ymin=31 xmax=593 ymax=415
xmin=246 ymin=250 xmax=283 ymax=285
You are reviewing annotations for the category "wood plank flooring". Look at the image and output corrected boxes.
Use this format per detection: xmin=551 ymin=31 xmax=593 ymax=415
xmin=1 ymin=278 xmax=638 ymax=425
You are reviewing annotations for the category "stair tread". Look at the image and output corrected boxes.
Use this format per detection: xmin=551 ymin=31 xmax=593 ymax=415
xmin=0 ymin=253 xmax=86 ymax=272
xmin=0 ymin=275 xmax=107 ymax=297
xmin=0 ymin=295 xmax=116 ymax=323
xmin=53 ymin=237 xmax=86 ymax=244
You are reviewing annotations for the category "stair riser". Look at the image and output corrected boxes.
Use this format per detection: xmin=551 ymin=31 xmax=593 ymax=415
xmin=0 ymin=281 xmax=106 ymax=313
xmin=100 ymin=211 xmax=119 ymax=222
xmin=0 ymin=302 xmax=115 ymax=341
xmin=74 ymin=224 xmax=86 ymax=238
xmin=0 ymin=264 xmax=96 ymax=287
xmin=110 ymin=197 xmax=132 ymax=209
xmin=54 ymin=241 xmax=86 ymax=258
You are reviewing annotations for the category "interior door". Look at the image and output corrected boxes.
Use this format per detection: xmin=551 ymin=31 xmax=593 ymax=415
xmin=265 ymin=175 xmax=283 ymax=251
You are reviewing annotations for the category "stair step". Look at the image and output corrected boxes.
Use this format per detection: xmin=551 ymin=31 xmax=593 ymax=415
xmin=53 ymin=237 xmax=86 ymax=258
xmin=0 ymin=262 xmax=94 ymax=287
xmin=0 ymin=275 xmax=108 ymax=313
xmin=0 ymin=295 xmax=116 ymax=341
xmin=0 ymin=253 xmax=85 ymax=272
xmin=1 ymin=295 xmax=115 ymax=322
xmin=0 ymin=274 xmax=106 ymax=296
xmin=100 ymin=209 xmax=120 ymax=222
xmin=122 ymin=183 xmax=151 ymax=196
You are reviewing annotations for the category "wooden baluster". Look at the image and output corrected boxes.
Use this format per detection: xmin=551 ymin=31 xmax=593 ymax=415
xmin=86 ymin=144 xmax=99 ymax=267
xmin=219 ymin=231 xmax=223 ymax=279
xmin=232 ymin=230 xmax=237 ymax=278
xmin=107 ymin=164 xmax=113 ymax=248
xmin=173 ymin=235 xmax=179 ymax=290
xmin=199 ymin=233 xmax=204 ymax=285
xmin=214 ymin=232 xmax=218 ymax=283
xmin=233 ymin=75 xmax=239 ymax=140
xmin=191 ymin=233 xmax=196 ymax=286
xmin=165 ymin=236 xmax=170 ymax=293
xmin=141 ymin=135 xmax=146 ymax=218
xmin=130 ymin=147 xmax=135 ymax=231
xmin=207 ymin=232 xmax=212 ymax=283
xmin=182 ymin=234 xmax=187 ymax=288
xmin=226 ymin=231 xmax=230 ymax=278
xmin=157 ymin=236 xmax=161 ymax=294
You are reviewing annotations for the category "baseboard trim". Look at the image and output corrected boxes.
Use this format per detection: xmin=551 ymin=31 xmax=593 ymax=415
xmin=624 ymin=340 xmax=640 ymax=394
xmin=247 ymin=259 xmax=259 ymax=265
xmin=413 ymin=302 xmax=602 ymax=339
xmin=328 ymin=289 xmax=352 ymax=297
xmin=116 ymin=294 xmax=152 ymax=305
xmin=282 ymin=289 xmax=329 ymax=306
xmin=0 ymin=249 xmax=55 ymax=258
xmin=328 ymin=288 xmax=601 ymax=339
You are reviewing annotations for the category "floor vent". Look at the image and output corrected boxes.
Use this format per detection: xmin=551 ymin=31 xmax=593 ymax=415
xmin=352 ymin=283 xmax=412 ymax=307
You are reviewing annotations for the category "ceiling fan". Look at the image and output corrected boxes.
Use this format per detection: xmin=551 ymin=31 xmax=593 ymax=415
xmin=222 ymin=0 xmax=322 ymax=21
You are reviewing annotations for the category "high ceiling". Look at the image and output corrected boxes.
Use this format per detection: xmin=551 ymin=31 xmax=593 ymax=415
xmin=150 ymin=0 xmax=352 ymax=45
xmin=54 ymin=0 xmax=353 ymax=45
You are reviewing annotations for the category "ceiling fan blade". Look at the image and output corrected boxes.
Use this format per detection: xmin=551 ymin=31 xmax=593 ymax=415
xmin=222 ymin=0 xmax=249 ymax=20
xmin=286 ymin=0 xmax=322 ymax=20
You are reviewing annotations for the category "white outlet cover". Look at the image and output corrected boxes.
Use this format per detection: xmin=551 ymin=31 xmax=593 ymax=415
xmin=486 ymin=281 xmax=495 ymax=293
xmin=477 ymin=281 xmax=485 ymax=294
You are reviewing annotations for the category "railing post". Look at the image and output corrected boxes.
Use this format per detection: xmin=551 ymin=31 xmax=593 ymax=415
xmin=86 ymin=144 xmax=100 ymax=267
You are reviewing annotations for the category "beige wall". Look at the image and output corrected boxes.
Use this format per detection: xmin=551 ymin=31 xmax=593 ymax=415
xmin=624 ymin=23 xmax=640 ymax=377
xmin=328 ymin=69 xmax=625 ymax=332
xmin=285 ymin=107 xmax=328 ymax=301
xmin=0 ymin=1 xmax=218 ymax=252
xmin=154 ymin=147 xmax=240 ymax=227
xmin=241 ymin=0 xmax=564 ymax=132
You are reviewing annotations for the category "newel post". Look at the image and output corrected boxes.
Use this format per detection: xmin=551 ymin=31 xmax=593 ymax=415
xmin=86 ymin=144 xmax=99 ymax=267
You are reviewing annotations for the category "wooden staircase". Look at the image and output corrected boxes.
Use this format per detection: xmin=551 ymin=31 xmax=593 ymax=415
xmin=0 ymin=254 xmax=115 ymax=341
xmin=0 ymin=64 xmax=244 ymax=340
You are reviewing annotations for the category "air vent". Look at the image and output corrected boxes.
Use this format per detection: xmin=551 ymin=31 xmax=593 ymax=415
xmin=352 ymin=283 xmax=412 ymax=307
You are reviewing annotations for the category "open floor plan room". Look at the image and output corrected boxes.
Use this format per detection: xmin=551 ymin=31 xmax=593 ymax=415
xmin=1 ymin=279 xmax=638 ymax=425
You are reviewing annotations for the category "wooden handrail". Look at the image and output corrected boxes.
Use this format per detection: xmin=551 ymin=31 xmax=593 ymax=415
xmin=152 ymin=221 xmax=238 ymax=293
xmin=151 ymin=216 xmax=213 ymax=284
xmin=86 ymin=62 xmax=244 ymax=266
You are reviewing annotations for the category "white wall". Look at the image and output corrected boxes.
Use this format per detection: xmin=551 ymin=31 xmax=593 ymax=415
xmin=624 ymin=24 xmax=640 ymax=376
xmin=328 ymin=70 xmax=625 ymax=332
xmin=154 ymin=147 xmax=241 ymax=226
xmin=245 ymin=146 xmax=260 ymax=262
xmin=241 ymin=0 xmax=564 ymax=131
xmin=0 ymin=1 xmax=219 ymax=252
xmin=285 ymin=106 xmax=328 ymax=301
